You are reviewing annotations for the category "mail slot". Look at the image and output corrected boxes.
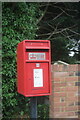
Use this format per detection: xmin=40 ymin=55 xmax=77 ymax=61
xmin=17 ymin=40 xmax=51 ymax=97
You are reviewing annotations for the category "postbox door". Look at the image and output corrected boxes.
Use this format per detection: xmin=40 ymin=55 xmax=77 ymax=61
xmin=26 ymin=62 xmax=49 ymax=95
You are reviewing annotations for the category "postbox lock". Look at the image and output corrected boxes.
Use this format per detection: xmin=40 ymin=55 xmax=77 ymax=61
xmin=36 ymin=63 xmax=40 ymax=67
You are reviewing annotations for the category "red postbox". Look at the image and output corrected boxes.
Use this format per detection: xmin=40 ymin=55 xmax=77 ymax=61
xmin=17 ymin=40 xmax=51 ymax=97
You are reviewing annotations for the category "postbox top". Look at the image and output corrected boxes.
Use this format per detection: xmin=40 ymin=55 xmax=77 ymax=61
xmin=23 ymin=40 xmax=50 ymax=42
xmin=21 ymin=40 xmax=50 ymax=49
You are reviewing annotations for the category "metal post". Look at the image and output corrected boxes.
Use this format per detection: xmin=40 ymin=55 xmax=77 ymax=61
xmin=30 ymin=97 xmax=37 ymax=119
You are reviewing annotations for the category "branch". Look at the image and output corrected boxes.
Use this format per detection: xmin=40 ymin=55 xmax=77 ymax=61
xmin=47 ymin=18 xmax=77 ymax=35
xmin=47 ymin=22 xmax=60 ymax=39
xmin=47 ymin=23 xmax=55 ymax=29
xmin=63 ymin=8 xmax=78 ymax=13
xmin=38 ymin=29 xmax=66 ymax=37
xmin=60 ymin=32 xmax=71 ymax=41
xmin=54 ymin=5 xmax=75 ymax=18
xmin=50 ymin=34 xmax=74 ymax=41
xmin=57 ymin=24 xmax=77 ymax=31
xmin=52 ymin=12 xmax=64 ymax=21
xmin=36 ymin=1 xmax=50 ymax=25
xmin=38 ymin=26 xmax=80 ymax=38
xmin=67 ymin=28 xmax=80 ymax=36
xmin=47 ymin=3 xmax=78 ymax=13
xmin=39 ymin=2 xmax=56 ymax=7
xmin=65 ymin=30 xmax=72 ymax=40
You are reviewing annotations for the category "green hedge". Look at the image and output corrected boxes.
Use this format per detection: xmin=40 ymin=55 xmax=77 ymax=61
xmin=2 ymin=2 xmax=42 ymax=118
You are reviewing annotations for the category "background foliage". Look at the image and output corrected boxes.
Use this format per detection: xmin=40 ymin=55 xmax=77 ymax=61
xmin=37 ymin=2 xmax=80 ymax=63
xmin=2 ymin=2 xmax=80 ymax=119
xmin=2 ymin=2 xmax=49 ymax=119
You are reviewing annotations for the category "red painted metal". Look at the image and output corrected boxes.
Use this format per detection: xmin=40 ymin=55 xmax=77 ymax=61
xmin=17 ymin=40 xmax=51 ymax=97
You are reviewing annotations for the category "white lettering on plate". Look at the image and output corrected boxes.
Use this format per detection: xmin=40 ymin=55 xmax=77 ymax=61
xmin=29 ymin=53 xmax=45 ymax=60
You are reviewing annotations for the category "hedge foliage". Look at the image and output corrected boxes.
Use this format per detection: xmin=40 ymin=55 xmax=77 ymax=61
xmin=2 ymin=2 xmax=49 ymax=119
